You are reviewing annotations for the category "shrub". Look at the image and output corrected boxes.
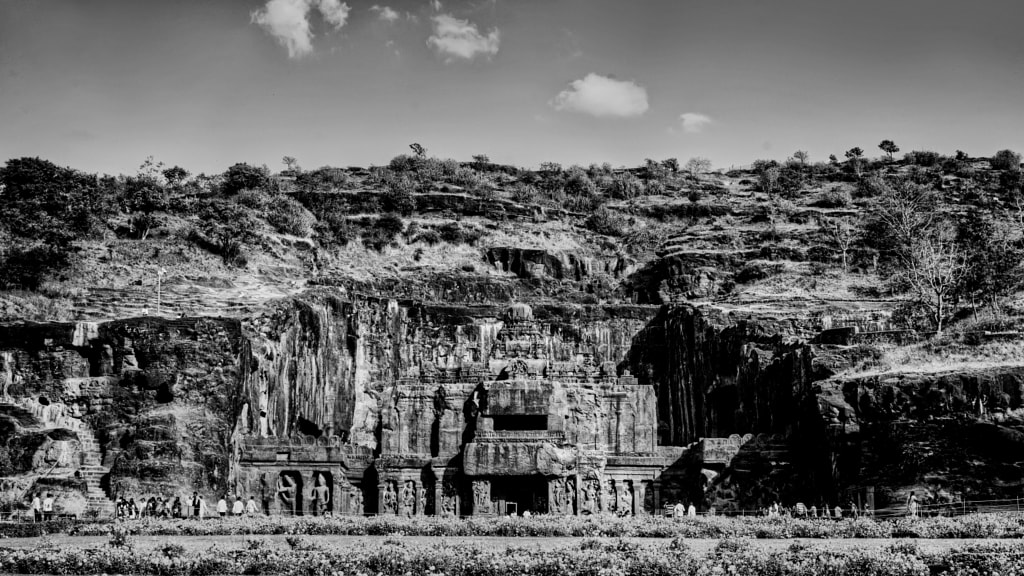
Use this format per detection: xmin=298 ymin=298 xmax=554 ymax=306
xmin=992 ymin=149 xmax=1022 ymax=171
xmin=361 ymin=213 xmax=404 ymax=251
xmin=223 ymin=163 xmax=270 ymax=194
xmin=107 ymin=524 xmax=136 ymax=549
xmin=413 ymin=229 xmax=442 ymax=246
xmin=235 ymin=189 xmax=274 ymax=210
xmin=266 ymin=196 xmax=316 ymax=236
xmin=563 ymin=169 xmax=597 ymax=198
xmin=437 ymin=222 xmax=483 ymax=245
xmin=314 ymin=212 xmax=352 ymax=248
xmin=586 ymin=208 xmax=626 ymax=236
xmin=813 ymin=188 xmax=853 ymax=208
xmin=904 ymin=150 xmax=942 ymax=167
xmin=509 ymin=183 xmax=538 ymax=204
xmin=609 ymin=172 xmax=643 ymax=199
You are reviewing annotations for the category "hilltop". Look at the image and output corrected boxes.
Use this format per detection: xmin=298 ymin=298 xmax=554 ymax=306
xmin=2 ymin=147 xmax=1023 ymax=381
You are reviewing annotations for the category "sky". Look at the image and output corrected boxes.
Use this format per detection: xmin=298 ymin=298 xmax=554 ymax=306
xmin=1 ymin=0 xmax=1023 ymax=176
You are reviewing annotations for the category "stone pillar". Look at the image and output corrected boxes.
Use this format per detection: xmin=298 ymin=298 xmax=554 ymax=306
xmin=434 ymin=473 xmax=445 ymax=517
xmin=652 ymin=481 xmax=662 ymax=515
xmin=305 ymin=471 xmax=317 ymax=516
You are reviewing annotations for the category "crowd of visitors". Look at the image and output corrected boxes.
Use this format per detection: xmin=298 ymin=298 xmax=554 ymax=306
xmin=115 ymin=493 xmax=260 ymax=520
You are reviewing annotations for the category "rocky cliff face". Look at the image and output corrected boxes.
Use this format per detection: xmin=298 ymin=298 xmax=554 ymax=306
xmin=814 ymin=366 xmax=1024 ymax=510
xmin=625 ymin=305 xmax=819 ymax=446
xmin=0 ymin=318 xmax=242 ymax=514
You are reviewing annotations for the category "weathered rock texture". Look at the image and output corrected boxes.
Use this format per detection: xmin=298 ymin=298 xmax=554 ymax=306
xmin=0 ymin=318 xmax=242 ymax=515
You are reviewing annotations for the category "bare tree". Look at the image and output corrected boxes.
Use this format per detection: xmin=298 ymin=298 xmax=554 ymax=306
xmin=820 ymin=216 xmax=856 ymax=271
xmin=684 ymin=157 xmax=712 ymax=180
xmin=759 ymin=166 xmax=781 ymax=194
xmin=793 ymin=150 xmax=809 ymax=166
xmin=870 ymin=176 xmax=938 ymax=247
xmin=896 ymin=229 xmax=967 ymax=333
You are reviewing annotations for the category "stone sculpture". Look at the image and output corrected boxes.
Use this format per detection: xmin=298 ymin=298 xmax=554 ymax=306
xmin=277 ymin=474 xmax=297 ymax=515
xmin=310 ymin=472 xmax=330 ymax=516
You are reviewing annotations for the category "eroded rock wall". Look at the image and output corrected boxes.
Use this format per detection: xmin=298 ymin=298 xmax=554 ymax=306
xmin=625 ymin=305 xmax=818 ymax=446
xmin=0 ymin=317 xmax=242 ymax=513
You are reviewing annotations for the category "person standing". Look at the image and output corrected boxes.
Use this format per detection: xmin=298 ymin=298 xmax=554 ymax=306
xmin=172 ymin=496 xmax=182 ymax=518
xmin=30 ymin=493 xmax=42 ymax=522
xmin=672 ymin=501 xmax=684 ymax=520
xmin=198 ymin=494 xmax=209 ymax=519
xmin=41 ymin=493 xmax=55 ymax=521
xmin=217 ymin=495 xmax=228 ymax=518
xmin=245 ymin=495 xmax=258 ymax=515
xmin=191 ymin=492 xmax=201 ymax=518
xmin=687 ymin=503 xmax=696 ymax=518
xmin=231 ymin=496 xmax=244 ymax=516
xmin=907 ymin=492 xmax=919 ymax=518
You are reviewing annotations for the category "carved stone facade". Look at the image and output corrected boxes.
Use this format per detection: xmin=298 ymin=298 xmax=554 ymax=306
xmin=366 ymin=303 xmax=667 ymax=516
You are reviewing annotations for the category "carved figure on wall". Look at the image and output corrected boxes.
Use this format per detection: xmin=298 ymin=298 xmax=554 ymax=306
xmin=382 ymin=482 xmax=398 ymax=515
xmin=349 ymin=488 xmax=363 ymax=516
xmin=401 ymin=481 xmax=415 ymax=517
xmin=581 ymin=480 xmax=598 ymax=515
xmin=441 ymin=479 xmax=457 ymax=516
xmin=507 ymin=359 xmax=529 ymax=380
xmin=418 ymin=485 xmax=427 ymax=516
xmin=565 ymin=477 xmax=576 ymax=515
xmin=603 ymin=479 xmax=616 ymax=513
xmin=473 ymin=480 xmax=491 ymax=514
xmin=260 ymin=473 xmax=270 ymax=514
xmin=310 ymin=473 xmax=330 ymax=516
xmin=277 ymin=474 xmax=297 ymax=515
xmin=617 ymin=481 xmax=633 ymax=516
xmin=551 ymin=478 xmax=566 ymax=514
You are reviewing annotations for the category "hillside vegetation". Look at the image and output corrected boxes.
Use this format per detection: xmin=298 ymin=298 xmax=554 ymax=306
xmin=2 ymin=145 xmax=1023 ymax=378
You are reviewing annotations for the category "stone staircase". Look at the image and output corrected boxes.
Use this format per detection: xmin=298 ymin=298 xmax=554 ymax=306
xmin=77 ymin=427 xmax=114 ymax=518
xmin=0 ymin=398 xmax=114 ymax=518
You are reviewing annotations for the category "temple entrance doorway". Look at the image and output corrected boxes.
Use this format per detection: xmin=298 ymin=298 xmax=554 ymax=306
xmin=489 ymin=476 xmax=547 ymax=515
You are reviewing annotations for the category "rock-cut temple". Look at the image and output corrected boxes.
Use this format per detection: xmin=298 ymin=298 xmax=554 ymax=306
xmin=235 ymin=302 xmax=674 ymax=517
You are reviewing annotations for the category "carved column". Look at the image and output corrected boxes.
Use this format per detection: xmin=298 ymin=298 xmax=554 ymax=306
xmin=305 ymin=471 xmax=317 ymax=516
xmin=434 ymin=472 xmax=445 ymax=517
xmin=652 ymin=480 xmax=662 ymax=515
xmin=635 ymin=480 xmax=647 ymax=516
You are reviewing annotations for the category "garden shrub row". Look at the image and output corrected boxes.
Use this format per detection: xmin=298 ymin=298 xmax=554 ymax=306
xmin=4 ymin=536 xmax=1024 ymax=575
xmin=9 ymin=512 xmax=1024 ymax=540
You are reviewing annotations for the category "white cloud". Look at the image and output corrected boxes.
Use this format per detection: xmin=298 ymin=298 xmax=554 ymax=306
xmin=370 ymin=5 xmax=400 ymax=22
xmin=317 ymin=0 xmax=351 ymax=29
xmin=550 ymin=73 xmax=649 ymax=118
xmin=430 ymin=0 xmax=443 ymax=11
xmin=427 ymin=14 xmax=500 ymax=61
xmin=251 ymin=0 xmax=349 ymax=59
xmin=252 ymin=0 xmax=316 ymax=58
xmin=679 ymin=112 xmax=713 ymax=133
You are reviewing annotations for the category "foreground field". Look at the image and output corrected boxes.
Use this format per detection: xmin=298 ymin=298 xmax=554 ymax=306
xmin=2 ymin=535 xmax=1023 ymax=575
